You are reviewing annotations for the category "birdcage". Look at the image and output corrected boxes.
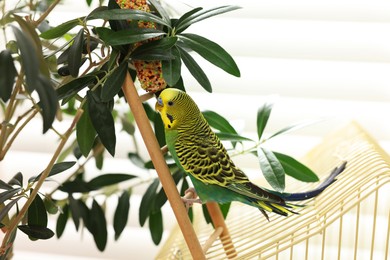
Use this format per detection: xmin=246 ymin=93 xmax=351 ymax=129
xmin=156 ymin=121 xmax=390 ymax=260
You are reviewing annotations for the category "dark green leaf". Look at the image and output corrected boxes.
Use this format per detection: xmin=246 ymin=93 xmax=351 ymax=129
xmin=40 ymin=17 xmax=85 ymax=39
xmin=11 ymin=25 xmax=39 ymax=92
xmin=35 ymin=74 xmax=58 ymax=133
xmin=202 ymin=204 xmax=211 ymax=224
xmin=273 ymin=152 xmax=319 ymax=182
xmin=89 ymin=9 xmax=170 ymax=28
xmin=0 ymin=50 xmax=17 ymax=102
xmin=0 ymin=188 xmax=22 ymax=205
xmin=101 ymin=61 xmax=128 ymax=102
xmin=87 ymin=91 xmax=116 ymax=156
xmin=162 ymin=46 xmax=181 ymax=86
xmin=148 ymin=0 xmax=171 ymax=26
xmin=95 ymin=27 xmax=165 ymax=46
xmin=149 ymin=210 xmax=163 ymax=245
xmin=18 ymin=225 xmax=54 ymax=240
xmin=90 ymin=200 xmax=107 ymax=251
xmin=77 ymin=200 xmax=91 ymax=232
xmin=177 ymin=45 xmax=211 ymax=92
xmin=175 ymin=6 xmax=241 ymax=34
xmin=173 ymin=7 xmax=202 ymax=30
xmin=8 ymin=172 xmax=23 ymax=186
xmin=68 ymin=195 xmax=80 ymax=230
xmin=154 ymin=112 xmax=166 ymax=147
xmin=257 ymin=147 xmax=285 ymax=192
xmin=180 ymin=34 xmax=240 ymax=77
xmin=68 ymin=28 xmax=84 ymax=77
xmin=87 ymin=173 xmax=136 ymax=191
xmin=139 ymin=178 xmax=159 ymax=227
xmin=28 ymin=193 xmax=47 ymax=228
xmin=59 ymin=178 xmax=90 ymax=193
xmin=128 ymin=153 xmax=146 ymax=168
xmin=0 ymin=180 xmax=13 ymax=190
xmin=257 ymin=102 xmax=273 ymax=140
xmin=114 ymin=190 xmax=130 ymax=240
xmin=77 ymin=103 xmax=96 ymax=157
xmin=135 ymin=36 xmax=177 ymax=53
xmin=29 ymin=161 xmax=76 ymax=183
xmin=154 ymin=171 xmax=182 ymax=210
xmin=56 ymin=204 xmax=69 ymax=238
xmin=56 ymin=73 xmax=98 ymax=101
xmin=131 ymin=48 xmax=175 ymax=61
xmin=0 ymin=198 xmax=21 ymax=225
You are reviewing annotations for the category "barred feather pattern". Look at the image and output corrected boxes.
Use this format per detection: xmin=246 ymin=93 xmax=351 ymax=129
xmin=156 ymin=89 xmax=297 ymax=218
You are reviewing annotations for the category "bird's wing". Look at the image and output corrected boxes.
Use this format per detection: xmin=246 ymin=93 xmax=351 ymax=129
xmin=175 ymin=131 xmax=283 ymax=203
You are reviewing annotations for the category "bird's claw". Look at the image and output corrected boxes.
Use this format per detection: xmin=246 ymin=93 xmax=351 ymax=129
xmin=181 ymin=187 xmax=202 ymax=211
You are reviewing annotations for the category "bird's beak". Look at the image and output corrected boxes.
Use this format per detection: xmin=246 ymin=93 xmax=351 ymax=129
xmin=155 ymin=101 xmax=162 ymax=113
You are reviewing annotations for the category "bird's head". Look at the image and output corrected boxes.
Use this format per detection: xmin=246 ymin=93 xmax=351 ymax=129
xmin=155 ymin=88 xmax=200 ymax=130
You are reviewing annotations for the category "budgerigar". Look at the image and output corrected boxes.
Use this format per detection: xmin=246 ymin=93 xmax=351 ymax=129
xmin=155 ymin=88 xmax=346 ymax=220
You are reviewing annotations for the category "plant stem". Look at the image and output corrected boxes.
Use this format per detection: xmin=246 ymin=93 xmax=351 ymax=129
xmin=0 ymin=109 xmax=84 ymax=255
xmin=32 ymin=0 xmax=62 ymax=27
xmin=0 ymin=109 xmax=39 ymax=160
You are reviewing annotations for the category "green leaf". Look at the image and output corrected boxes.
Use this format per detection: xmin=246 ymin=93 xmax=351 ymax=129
xmin=68 ymin=195 xmax=80 ymax=231
xmin=139 ymin=179 xmax=159 ymax=227
xmin=273 ymin=152 xmax=319 ymax=182
xmin=95 ymin=27 xmax=166 ymax=46
xmin=90 ymin=200 xmax=108 ymax=251
xmin=87 ymin=173 xmax=136 ymax=191
xmin=43 ymin=197 xmax=58 ymax=215
xmin=149 ymin=210 xmax=163 ymax=245
xmin=18 ymin=225 xmax=54 ymax=240
xmin=101 ymin=61 xmax=128 ymax=102
xmin=257 ymin=102 xmax=273 ymax=140
xmin=68 ymin=28 xmax=84 ymax=77
xmin=77 ymin=104 xmax=96 ymax=157
xmin=89 ymin=8 xmax=171 ymax=28
xmin=148 ymin=0 xmax=171 ymax=26
xmin=0 ymin=198 xmax=21 ymax=225
xmin=113 ymin=190 xmax=130 ymax=240
xmin=0 ymin=188 xmax=22 ymax=205
xmin=203 ymin=110 xmax=237 ymax=134
xmin=59 ymin=178 xmax=90 ymax=193
xmin=215 ymin=132 xmax=253 ymax=142
xmin=0 ymin=180 xmax=13 ymax=190
xmin=87 ymin=90 xmax=116 ymax=156
xmin=35 ymin=74 xmax=58 ymax=133
xmin=28 ymin=193 xmax=47 ymax=227
xmin=266 ymin=119 xmax=324 ymax=140
xmin=162 ymin=46 xmax=181 ymax=86
xmin=173 ymin=7 xmax=202 ymax=30
xmin=11 ymin=25 xmax=39 ymax=92
xmin=180 ymin=34 xmax=240 ymax=77
xmin=0 ymin=50 xmax=17 ymax=102
xmin=40 ymin=17 xmax=84 ymax=39
xmin=8 ymin=172 xmax=23 ymax=186
xmin=175 ymin=6 xmax=241 ymax=34
xmin=29 ymin=161 xmax=76 ymax=183
xmin=56 ymin=73 xmax=98 ymax=101
xmin=128 ymin=153 xmax=146 ymax=168
xmin=56 ymin=204 xmax=69 ymax=238
xmin=257 ymin=147 xmax=285 ymax=192
xmin=177 ymin=45 xmax=211 ymax=92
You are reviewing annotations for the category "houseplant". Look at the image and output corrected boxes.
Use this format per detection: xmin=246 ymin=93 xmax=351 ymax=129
xmin=0 ymin=0 xmax=320 ymax=258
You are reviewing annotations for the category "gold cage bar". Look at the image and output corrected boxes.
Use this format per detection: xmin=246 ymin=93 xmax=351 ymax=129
xmin=156 ymin=122 xmax=390 ymax=260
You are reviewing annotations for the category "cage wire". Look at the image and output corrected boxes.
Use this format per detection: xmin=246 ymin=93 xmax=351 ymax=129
xmin=156 ymin=121 xmax=390 ymax=260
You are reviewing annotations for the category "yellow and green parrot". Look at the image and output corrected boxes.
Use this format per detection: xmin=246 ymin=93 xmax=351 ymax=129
xmin=155 ymin=88 xmax=346 ymax=220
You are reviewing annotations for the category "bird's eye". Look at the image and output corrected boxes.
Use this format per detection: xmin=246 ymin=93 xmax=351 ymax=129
xmin=157 ymin=97 xmax=163 ymax=105
xmin=168 ymin=101 xmax=174 ymax=106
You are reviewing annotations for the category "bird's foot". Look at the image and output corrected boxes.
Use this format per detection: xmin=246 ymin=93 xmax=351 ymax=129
xmin=181 ymin=187 xmax=202 ymax=211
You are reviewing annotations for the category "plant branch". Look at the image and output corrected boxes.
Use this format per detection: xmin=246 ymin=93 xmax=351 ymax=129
xmin=0 ymin=109 xmax=84 ymax=255
xmin=32 ymin=0 xmax=62 ymax=27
